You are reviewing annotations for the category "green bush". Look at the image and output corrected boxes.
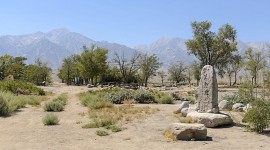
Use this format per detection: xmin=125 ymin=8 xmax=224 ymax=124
xmin=108 ymin=125 xmax=122 ymax=132
xmin=42 ymin=114 xmax=59 ymax=125
xmin=80 ymin=93 xmax=113 ymax=110
xmin=82 ymin=122 xmax=99 ymax=128
xmin=96 ymin=130 xmax=109 ymax=136
xmin=0 ymin=80 xmax=45 ymax=95
xmin=244 ymin=99 xmax=270 ymax=133
xmin=44 ymin=101 xmax=64 ymax=112
xmin=134 ymin=90 xmax=155 ymax=104
xmin=156 ymin=95 xmax=174 ymax=104
xmin=106 ymin=90 xmax=133 ymax=104
xmin=0 ymin=95 xmax=9 ymax=116
xmin=0 ymin=91 xmax=27 ymax=116
xmin=186 ymin=96 xmax=195 ymax=104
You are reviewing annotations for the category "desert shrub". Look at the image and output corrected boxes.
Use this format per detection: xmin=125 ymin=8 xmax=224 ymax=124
xmin=163 ymin=130 xmax=176 ymax=141
xmin=26 ymin=96 xmax=47 ymax=106
xmin=44 ymin=94 xmax=67 ymax=112
xmin=156 ymin=95 xmax=174 ymax=104
xmin=186 ymin=96 xmax=195 ymax=104
xmin=0 ymin=91 xmax=27 ymax=116
xmin=96 ymin=130 xmax=109 ymax=136
xmin=53 ymin=94 xmax=68 ymax=105
xmin=134 ymin=90 xmax=155 ymax=104
xmin=244 ymin=98 xmax=270 ymax=133
xmin=44 ymin=101 xmax=64 ymax=112
xmin=0 ymin=95 xmax=9 ymax=116
xmin=108 ymin=125 xmax=122 ymax=132
xmin=106 ymin=89 xmax=134 ymax=104
xmin=82 ymin=122 xmax=99 ymax=128
xmin=42 ymin=114 xmax=59 ymax=125
xmin=187 ymin=90 xmax=195 ymax=96
xmin=0 ymin=80 xmax=45 ymax=95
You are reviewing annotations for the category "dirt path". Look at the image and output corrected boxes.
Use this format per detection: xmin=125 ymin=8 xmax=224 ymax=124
xmin=1 ymin=83 xmax=270 ymax=150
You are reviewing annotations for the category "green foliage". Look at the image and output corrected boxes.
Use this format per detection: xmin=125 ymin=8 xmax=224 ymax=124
xmin=139 ymin=54 xmax=162 ymax=87
xmin=96 ymin=130 xmax=109 ymax=136
xmin=113 ymin=52 xmax=141 ymax=84
xmin=78 ymin=46 xmax=108 ymax=84
xmin=23 ymin=59 xmax=52 ymax=85
xmin=108 ymin=125 xmax=122 ymax=132
xmin=42 ymin=114 xmax=59 ymax=125
xmin=106 ymin=89 xmax=134 ymax=104
xmin=57 ymin=55 xmax=80 ymax=85
xmin=186 ymin=96 xmax=195 ymax=104
xmin=168 ymin=61 xmax=186 ymax=83
xmin=44 ymin=101 xmax=64 ymax=112
xmin=244 ymin=99 xmax=270 ymax=133
xmin=0 ymin=80 xmax=45 ymax=95
xmin=179 ymin=117 xmax=194 ymax=123
xmin=0 ymin=54 xmax=27 ymax=80
xmin=0 ymin=91 xmax=27 ymax=116
xmin=44 ymin=95 xmax=67 ymax=112
xmin=186 ymin=21 xmax=237 ymax=76
xmin=222 ymin=80 xmax=255 ymax=105
xmin=244 ymin=48 xmax=266 ymax=85
xmin=134 ymin=90 xmax=155 ymax=104
xmin=80 ymin=93 xmax=113 ymax=110
xmin=156 ymin=95 xmax=174 ymax=104
xmin=0 ymin=95 xmax=9 ymax=116
xmin=82 ymin=122 xmax=99 ymax=128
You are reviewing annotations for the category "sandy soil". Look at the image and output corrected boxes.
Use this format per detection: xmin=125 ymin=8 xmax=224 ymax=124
xmin=1 ymin=83 xmax=270 ymax=150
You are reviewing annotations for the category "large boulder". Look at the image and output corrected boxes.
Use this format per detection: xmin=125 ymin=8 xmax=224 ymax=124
xmin=219 ymin=100 xmax=232 ymax=110
xmin=167 ymin=123 xmax=207 ymax=141
xmin=232 ymin=103 xmax=245 ymax=112
xmin=176 ymin=101 xmax=189 ymax=113
xmin=187 ymin=111 xmax=233 ymax=128
xmin=243 ymin=103 xmax=251 ymax=112
xmin=196 ymin=65 xmax=219 ymax=113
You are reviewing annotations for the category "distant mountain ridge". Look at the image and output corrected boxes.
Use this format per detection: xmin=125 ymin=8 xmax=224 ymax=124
xmin=0 ymin=28 xmax=269 ymax=69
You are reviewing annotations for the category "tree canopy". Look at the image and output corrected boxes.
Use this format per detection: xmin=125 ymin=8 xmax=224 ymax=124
xmin=186 ymin=21 xmax=238 ymax=76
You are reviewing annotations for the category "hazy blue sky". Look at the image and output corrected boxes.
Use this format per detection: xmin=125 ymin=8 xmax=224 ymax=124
xmin=0 ymin=0 xmax=269 ymax=47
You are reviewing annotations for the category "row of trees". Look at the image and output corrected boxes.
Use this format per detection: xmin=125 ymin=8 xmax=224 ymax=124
xmin=57 ymin=46 xmax=162 ymax=87
xmin=0 ymin=55 xmax=51 ymax=85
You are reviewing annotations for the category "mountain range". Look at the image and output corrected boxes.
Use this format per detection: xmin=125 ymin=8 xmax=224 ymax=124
xmin=0 ymin=28 xmax=269 ymax=70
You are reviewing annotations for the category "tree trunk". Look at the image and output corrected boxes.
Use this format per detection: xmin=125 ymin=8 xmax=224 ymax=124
xmin=229 ymin=77 xmax=232 ymax=86
xmin=232 ymin=72 xmax=237 ymax=86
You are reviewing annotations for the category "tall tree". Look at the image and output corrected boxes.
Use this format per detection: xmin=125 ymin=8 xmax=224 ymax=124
xmin=58 ymin=55 xmax=79 ymax=85
xmin=23 ymin=59 xmax=52 ymax=85
xmin=244 ymin=48 xmax=266 ymax=85
xmin=113 ymin=52 xmax=140 ymax=84
xmin=186 ymin=21 xmax=238 ymax=76
xmin=191 ymin=61 xmax=201 ymax=86
xmin=77 ymin=46 xmax=108 ymax=84
xmin=168 ymin=61 xmax=186 ymax=84
xmin=139 ymin=54 xmax=161 ymax=87
xmin=157 ymin=71 xmax=166 ymax=86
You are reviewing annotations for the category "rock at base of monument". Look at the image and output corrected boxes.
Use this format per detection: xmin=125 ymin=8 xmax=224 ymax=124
xmin=167 ymin=123 xmax=207 ymax=141
xmin=197 ymin=107 xmax=219 ymax=114
xmin=187 ymin=112 xmax=232 ymax=128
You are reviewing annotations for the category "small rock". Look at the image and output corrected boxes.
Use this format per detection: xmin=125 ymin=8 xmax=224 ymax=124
xmin=181 ymin=108 xmax=189 ymax=117
xmin=187 ymin=111 xmax=232 ymax=128
xmin=167 ymin=123 xmax=207 ymax=141
xmin=219 ymin=100 xmax=232 ymax=110
xmin=176 ymin=101 xmax=189 ymax=113
xmin=232 ymin=103 xmax=245 ymax=112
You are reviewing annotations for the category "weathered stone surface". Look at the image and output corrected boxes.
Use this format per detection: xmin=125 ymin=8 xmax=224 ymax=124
xmin=167 ymin=123 xmax=207 ymax=141
xmin=182 ymin=107 xmax=197 ymax=117
xmin=243 ymin=104 xmax=251 ymax=112
xmin=232 ymin=103 xmax=245 ymax=112
xmin=187 ymin=111 xmax=233 ymax=128
xmin=219 ymin=100 xmax=232 ymax=110
xmin=196 ymin=65 xmax=219 ymax=113
xmin=176 ymin=101 xmax=189 ymax=113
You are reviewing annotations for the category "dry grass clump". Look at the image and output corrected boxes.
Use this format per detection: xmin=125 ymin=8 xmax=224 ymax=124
xmin=179 ymin=117 xmax=195 ymax=123
xmin=82 ymin=104 xmax=159 ymax=128
xmin=163 ymin=130 xmax=177 ymax=141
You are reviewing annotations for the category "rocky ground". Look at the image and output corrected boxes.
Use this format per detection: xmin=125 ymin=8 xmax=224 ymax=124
xmin=0 ymin=83 xmax=270 ymax=150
